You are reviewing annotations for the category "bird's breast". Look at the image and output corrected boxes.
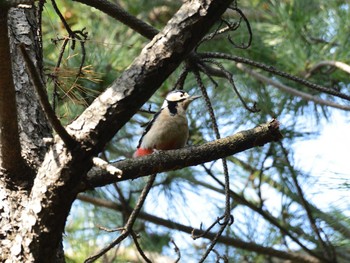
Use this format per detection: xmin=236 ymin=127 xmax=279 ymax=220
xmin=140 ymin=113 xmax=189 ymax=150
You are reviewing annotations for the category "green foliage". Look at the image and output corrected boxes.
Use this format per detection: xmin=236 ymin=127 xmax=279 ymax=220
xmin=41 ymin=0 xmax=350 ymax=262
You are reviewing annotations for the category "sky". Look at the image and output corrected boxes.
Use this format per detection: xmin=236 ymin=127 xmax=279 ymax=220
xmin=292 ymin=110 xmax=350 ymax=215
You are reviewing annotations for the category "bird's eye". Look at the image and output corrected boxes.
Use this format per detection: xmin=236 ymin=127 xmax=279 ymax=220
xmin=180 ymin=93 xmax=184 ymax=97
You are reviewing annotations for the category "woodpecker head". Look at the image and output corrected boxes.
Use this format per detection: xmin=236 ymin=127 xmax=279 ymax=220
xmin=161 ymin=90 xmax=201 ymax=114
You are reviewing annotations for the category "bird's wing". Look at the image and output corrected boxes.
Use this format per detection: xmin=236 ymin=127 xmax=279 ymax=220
xmin=136 ymin=109 xmax=163 ymax=148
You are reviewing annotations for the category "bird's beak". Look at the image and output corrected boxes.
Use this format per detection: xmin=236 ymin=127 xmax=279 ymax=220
xmin=183 ymin=94 xmax=201 ymax=109
xmin=188 ymin=95 xmax=202 ymax=101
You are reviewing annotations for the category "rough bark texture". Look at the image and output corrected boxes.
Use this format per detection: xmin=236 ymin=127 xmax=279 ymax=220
xmin=1 ymin=6 xmax=57 ymax=263
xmin=1 ymin=1 xmax=235 ymax=262
xmin=0 ymin=9 xmax=24 ymax=177
xmin=8 ymin=8 xmax=51 ymax=170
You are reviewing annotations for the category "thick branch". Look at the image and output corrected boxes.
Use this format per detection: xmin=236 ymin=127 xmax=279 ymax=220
xmin=22 ymin=1 xmax=235 ymax=261
xmin=85 ymin=120 xmax=282 ymax=189
xmin=67 ymin=0 xmax=234 ymax=152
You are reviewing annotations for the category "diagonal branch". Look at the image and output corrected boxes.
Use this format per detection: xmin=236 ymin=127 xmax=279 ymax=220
xmin=305 ymin=60 xmax=350 ymax=78
xmin=19 ymin=44 xmax=78 ymax=150
xmin=67 ymin=0 xmax=235 ymax=152
xmin=84 ymin=120 xmax=282 ymax=189
xmin=279 ymin=142 xmax=336 ymax=262
xmin=21 ymin=1 xmax=235 ymax=261
xmin=72 ymin=0 xmax=158 ymax=39
xmin=235 ymin=63 xmax=350 ymax=111
xmin=78 ymin=194 xmax=321 ymax=263
xmin=200 ymin=52 xmax=350 ymax=102
xmin=85 ymin=174 xmax=156 ymax=263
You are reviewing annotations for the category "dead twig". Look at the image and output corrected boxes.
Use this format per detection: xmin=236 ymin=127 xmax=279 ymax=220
xmin=19 ymin=44 xmax=78 ymax=150
xmin=85 ymin=174 xmax=156 ymax=263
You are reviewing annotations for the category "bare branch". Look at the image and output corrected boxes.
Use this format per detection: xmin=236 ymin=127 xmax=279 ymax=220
xmin=171 ymin=239 xmax=181 ymax=263
xmin=200 ymin=52 xmax=350 ymax=101
xmin=85 ymin=120 xmax=282 ymax=189
xmin=78 ymin=194 xmax=321 ymax=263
xmin=19 ymin=44 xmax=78 ymax=150
xmin=92 ymin=157 xmax=122 ymax=178
xmin=305 ymin=60 xmax=350 ymax=78
xmin=236 ymin=63 xmax=350 ymax=111
xmin=72 ymin=0 xmax=158 ymax=39
xmin=85 ymin=174 xmax=156 ymax=263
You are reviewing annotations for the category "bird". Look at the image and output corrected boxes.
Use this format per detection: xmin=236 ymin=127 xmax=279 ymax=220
xmin=133 ymin=90 xmax=201 ymax=157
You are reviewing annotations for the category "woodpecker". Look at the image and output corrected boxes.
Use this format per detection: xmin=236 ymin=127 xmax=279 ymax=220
xmin=133 ymin=90 xmax=201 ymax=157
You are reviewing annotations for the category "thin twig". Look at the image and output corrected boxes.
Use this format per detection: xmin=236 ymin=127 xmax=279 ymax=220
xmin=130 ymin=230 xmax=152 ymax=263
xmin=236 ymin=62 xmax=350 ymax=111
xmin=193 ymin=69 xmax=233 ymax=262
xmin=192 ymin=216 xmax=225 ymax=240
xmin=85 ymin=174 xmax=157 ymax=263
xmin=200 ymin=58 xmax=259 ymax=112
xmin=171 ymin=239 xmax=181 ymax=263
xmin=200 ymin=164 xmax=326 ymax=261
xmin=226 ymin=7 xmax=253 ymax=49
xmin=200 ymin=52 xmax=350 ymax=102
xmin=19 ymin=44 xmax=77 ymax=150
xmin=278 ymin=142 xmax=335 ymax=263
xmin=305 ymin=60 xmax=350 ymax=78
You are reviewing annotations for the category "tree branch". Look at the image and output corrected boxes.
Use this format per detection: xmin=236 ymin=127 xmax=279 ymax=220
xmin=67 ymin=0 xmax=234 ymax=152
xmin=72 ymin=0 xmax=158 ymax=39
xmin=19 ymin=44 xmax=78 ymax=150
xmin=21 ymin=1 xmax=235 ymax=261
xmin=305 ymin=60 xmax=350 ymax=78
xmin=236 ymin=63 xmax=350 ymax=111
xmin=200 ymin=52 xmax=350 ymax=102
xmin=77 ymin=194 xmax=321 ymax=263
xmin=195 ymin=168 xmax=327 ymax=262
xmin=85 ymin=120 xmax=282 ymax=189
xmin=85 ymin=174 xmax=156 ymax=263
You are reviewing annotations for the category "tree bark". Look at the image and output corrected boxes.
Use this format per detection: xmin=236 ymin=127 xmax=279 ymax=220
xmin=2 ymin=1 xmax=236 ymax=262
xmin=0 ymin=9 xmax=24 ymax=177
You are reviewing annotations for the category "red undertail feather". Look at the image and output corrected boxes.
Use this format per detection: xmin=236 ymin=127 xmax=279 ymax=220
xmin=133 ymin=148 xmax=154 ymax=157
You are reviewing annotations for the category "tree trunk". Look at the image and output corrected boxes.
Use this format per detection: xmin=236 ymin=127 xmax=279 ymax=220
xmin=1 ymin=1 xmax=235 ymax=262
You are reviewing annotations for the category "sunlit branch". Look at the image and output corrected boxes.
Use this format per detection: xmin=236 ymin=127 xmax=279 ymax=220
xmin=85 ymin=120 xmax=282 ymax=189
xmin=92 ymin=157 xmax=122 ymax=178
xmin=236 ymin=63 xmax=350 ymax=111
xmin=305 ymin=60 xmax=350 ymax=78
xmin=200 ymin=52 xmax=350 ymax=102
